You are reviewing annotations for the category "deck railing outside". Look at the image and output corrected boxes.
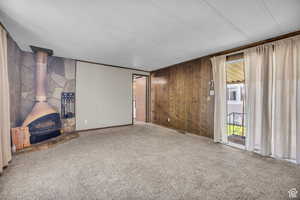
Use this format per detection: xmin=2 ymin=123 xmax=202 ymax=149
xmin=227 ymin=112 xmax=246 ymax=136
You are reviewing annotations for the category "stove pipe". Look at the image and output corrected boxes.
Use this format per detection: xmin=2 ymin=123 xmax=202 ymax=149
xmin=22 ymin=47 xmax=58 ymax=127
xmin=22 ymin=46 xmax=61 ymax=144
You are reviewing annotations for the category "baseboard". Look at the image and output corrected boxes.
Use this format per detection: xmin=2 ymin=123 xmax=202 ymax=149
xmin=150 ymin=122 xmax=186 ymax=134
xmin=75 ymin=123 xmax=133 ymax=133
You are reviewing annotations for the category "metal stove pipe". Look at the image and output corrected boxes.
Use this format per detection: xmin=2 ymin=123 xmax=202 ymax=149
xmin=22 ymin=46 xmax=58 ymax=127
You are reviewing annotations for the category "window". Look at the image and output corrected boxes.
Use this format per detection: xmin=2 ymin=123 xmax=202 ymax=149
xmin=228 ymin=89 xmax=237 ymax=101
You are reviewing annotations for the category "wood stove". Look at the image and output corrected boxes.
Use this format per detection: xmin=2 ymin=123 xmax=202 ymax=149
xmin=22 ymin=46 xmax=61 ymax=144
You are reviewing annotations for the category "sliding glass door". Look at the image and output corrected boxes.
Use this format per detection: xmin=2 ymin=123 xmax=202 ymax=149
xmin=226 ymin=56 xmax=246 ymax=147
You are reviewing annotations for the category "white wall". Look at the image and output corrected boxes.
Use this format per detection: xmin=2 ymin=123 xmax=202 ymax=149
xmin=76 ymin=61 xmax=149 ymax=130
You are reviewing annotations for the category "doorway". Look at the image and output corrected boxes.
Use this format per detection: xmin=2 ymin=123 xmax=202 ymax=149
xmin=133 ymin=74 xmax=149 ymax=123
xmin=226 ymin=54 xmax=246 ymax=148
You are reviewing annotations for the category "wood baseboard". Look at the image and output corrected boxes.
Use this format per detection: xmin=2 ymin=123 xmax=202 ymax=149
xmin=75 ymin=123 xmax=133 ymax=133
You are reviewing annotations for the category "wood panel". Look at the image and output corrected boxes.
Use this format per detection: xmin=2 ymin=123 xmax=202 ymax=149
xmin=150 ymin=30 xmax=300 ymax=139
xmin=11 ymin=127 xmax=30 ymax=151
xmin=151 ymin=57 xmax=214 ymax=138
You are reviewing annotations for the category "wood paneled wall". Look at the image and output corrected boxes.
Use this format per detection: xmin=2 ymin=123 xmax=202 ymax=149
xmin=151 ymin=57 xmax=214 ymax=138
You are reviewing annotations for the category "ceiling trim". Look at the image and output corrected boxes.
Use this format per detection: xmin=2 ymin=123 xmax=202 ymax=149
xmin=75 ymin=59 xmax=150 ymax=73
xmin=210 ymin=29 xmax=300 ymax=57
xmin=2 ymin=19 xmax=299 ymax=74
xmin=1 ymin=20 xmax=150 ymax=73
xmin=153 ymin=29 xmax=300 ymax=72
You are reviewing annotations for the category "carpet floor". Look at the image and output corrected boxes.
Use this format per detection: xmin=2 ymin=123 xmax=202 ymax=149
xmin=0 ymin=123 xmax=299 ymax=200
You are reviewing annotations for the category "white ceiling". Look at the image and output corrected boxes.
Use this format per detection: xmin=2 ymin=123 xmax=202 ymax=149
xmin=0 ymin=0 xmax=299 ymax=71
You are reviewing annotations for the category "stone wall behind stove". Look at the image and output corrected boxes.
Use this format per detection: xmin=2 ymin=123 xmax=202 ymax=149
xmin=7 ymin=35 xmax=22 ymax=128
xmin=20 ymin=52 xmax=76 ymax=132
xmin=7 ymin=33 xmax=77 ymax=131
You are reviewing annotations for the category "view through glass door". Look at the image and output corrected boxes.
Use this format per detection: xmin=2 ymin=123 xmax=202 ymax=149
xmin=226 ymin=55 xmax=246 ymax=147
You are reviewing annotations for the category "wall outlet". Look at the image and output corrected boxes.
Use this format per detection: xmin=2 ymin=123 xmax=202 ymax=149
xmin=167 ymin=118 xmax=170 ymax=122
xmin=84 ymin=120 xmax=88 ymax=125
xmin=209 ymin=90 xmax=215 ymax=96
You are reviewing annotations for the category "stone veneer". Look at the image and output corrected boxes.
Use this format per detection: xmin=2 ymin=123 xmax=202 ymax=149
xmin=7 ymin=35 xmax=22 ymax=128
xmin=7 ymin=34 xmax=76 ymax=132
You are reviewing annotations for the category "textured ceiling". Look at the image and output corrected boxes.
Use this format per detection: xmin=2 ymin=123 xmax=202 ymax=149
xmin=0 ymin=0 xmax=299 ymax=71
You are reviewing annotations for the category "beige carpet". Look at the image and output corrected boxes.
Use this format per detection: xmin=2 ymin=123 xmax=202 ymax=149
xmin=0 ymin=123 xmax=299 ymax=200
